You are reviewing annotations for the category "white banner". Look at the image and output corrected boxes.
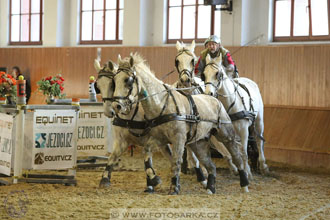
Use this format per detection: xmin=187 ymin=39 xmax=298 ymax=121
xmin=32 ymin=110 xmax=77 ymax=170
xmin=77 ymin=106 xmax=112 ymax=156
xmin=0 ymin=113 xmax=14 ymax=176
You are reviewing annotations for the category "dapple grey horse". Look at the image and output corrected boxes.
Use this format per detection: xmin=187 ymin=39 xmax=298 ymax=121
xmin=110 ymin=53 xmax=249 ymax=194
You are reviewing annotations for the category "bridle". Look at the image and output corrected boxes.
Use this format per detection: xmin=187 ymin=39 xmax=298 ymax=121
xmin=201 ymin=62 xmax=223 ymax=96
xmin=202 ymin=62 xmax=239 ymax=99
xmin=97 ymin=68 xmax=116 ymax=103
xmin=110 ymin=67 xmax=139 ymax=109
xmin=175 ymin=48 xmax=196 ymax=82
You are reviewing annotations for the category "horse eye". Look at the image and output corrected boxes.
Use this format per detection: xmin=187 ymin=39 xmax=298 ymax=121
xmin=125 ymin=77 xmax=134 ymax=87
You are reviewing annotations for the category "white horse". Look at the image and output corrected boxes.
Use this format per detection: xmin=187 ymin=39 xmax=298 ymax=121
xmin=111 ymin=53 xmax=249 ymax=194
xmin=94 ymin=60 xmax=208 ymax=192
xmin=95 ymin=60 xmax=165 ymax=192
xmin=203 ymin=54 xmax=269 ymax=177
xmin=174 ymin=40 xmax=239 ymax=175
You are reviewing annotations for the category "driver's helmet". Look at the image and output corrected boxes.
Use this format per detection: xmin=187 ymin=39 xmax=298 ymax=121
xmin=204 ymin=35 xmax=221 ymax=46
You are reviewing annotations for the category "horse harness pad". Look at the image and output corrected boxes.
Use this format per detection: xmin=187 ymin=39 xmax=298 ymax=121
xmin=228 ymin=81 xmax=255 ymax=122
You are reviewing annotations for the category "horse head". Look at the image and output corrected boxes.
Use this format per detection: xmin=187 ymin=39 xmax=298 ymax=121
xmin=175 ymin=40 xmax=197 ymax=87
xmin=203 ymin=54 xmax=227 ymax=97
xmin=95 ymin=59 xmax=117 ymax=118
xmin=111 ymin=54 xmax=141 ymax=115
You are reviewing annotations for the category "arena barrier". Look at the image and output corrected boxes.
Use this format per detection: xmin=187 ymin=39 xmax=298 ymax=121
xmin=0 ymin=104 xmax=79 ymax=185
xmin=52 ymin=99 xmax=113 ymax=169
xmin=0 ymin=77 xmax=114 ymax=185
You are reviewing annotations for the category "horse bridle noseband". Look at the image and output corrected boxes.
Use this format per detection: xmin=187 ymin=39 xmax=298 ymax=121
xmin=175 ymin=48 xmax=196 ymax=81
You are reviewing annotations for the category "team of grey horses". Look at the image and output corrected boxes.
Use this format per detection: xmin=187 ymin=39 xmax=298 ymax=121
xmin=94 ymin=41 xmax=268 ymax=195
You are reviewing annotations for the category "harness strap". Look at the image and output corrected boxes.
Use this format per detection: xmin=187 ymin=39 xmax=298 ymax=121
xmin=229 ymin=110 xmax=255 ymax=122
xmin=185 ymin=94 xmax=199 ymax=143
xmin=112 ymin=113 xmax=217 ymax=137
xmin=237 ymin=82 xmax=254 ymax=112
xmin=164 ymin=84 xmax=181 ymax=115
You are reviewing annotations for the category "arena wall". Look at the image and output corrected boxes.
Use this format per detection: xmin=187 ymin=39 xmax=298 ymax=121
xmin=0 ymin=44 xmax=329 ymax=169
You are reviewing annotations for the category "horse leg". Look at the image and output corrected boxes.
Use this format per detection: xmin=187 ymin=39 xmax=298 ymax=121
xmin=213 ymin=123 xmax=249 ymax=193
xmin=143 ymin=141 xmax=162 ymax=193
xmin=210 ymin=137 xmax=238 ymax=175
xmin=254 ymin=115 xmax=269 ymax=174
xmin=168 ymin=141 xmax=185 ymax=195
xmin=99 ymin=140 xmax=126 ymax=188
xmin=233 ymin=121 xmax=253 ymax=180
xmin=188 ymin=141 xmax=216 ymax=194
xmin=186 ymin=147 xmax=207 ymax=187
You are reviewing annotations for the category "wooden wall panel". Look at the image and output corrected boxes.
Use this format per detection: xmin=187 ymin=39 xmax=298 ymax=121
xmin=1 ymin=44 xmax=329 ymax=107
xmin=264 ymin=106 xmax=330 ymax=169
xmin=0 ymin=45 xmax=329 ymax=168
xmin=264 ymin=107 xmax=330 ymax=154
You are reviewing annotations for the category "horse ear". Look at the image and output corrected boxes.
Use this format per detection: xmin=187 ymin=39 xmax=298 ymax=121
xmin=94 ymin=59 xmax=102 ymax=72
xmin=176 ymin=41 xmax=182 ymax=51
xmin=129 ymin=56 xmax=134 ymax=67
xmin=206 ymin=54 xmax=211 ymax=64
xmin=117 ymin=54 xmax=122 ymax=64
xmin=108 ymin=60 xmax=115 ymax=71
xmin=190 ymin=40 xmax=195 ymax=52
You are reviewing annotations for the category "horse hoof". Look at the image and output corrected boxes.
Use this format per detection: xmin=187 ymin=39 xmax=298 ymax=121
xmin=241 ymin=186 xmax=249 ymax=193
xmin=169 ymin=191 xmax=179 ymax=195
xmin=206 ymin=189 xmax=214 ymax=195
xmin=99 ymin=177 xmax=110 ymax=188
xmin=149 ymin=176 xmax=162 ymax=187
xmin=200 ymin=180 xmax=207 ymax=189
xmin=144 ymin=186 xmax=154 ymax=193
xmin=260 ymin=165 xmax=269 ymax=175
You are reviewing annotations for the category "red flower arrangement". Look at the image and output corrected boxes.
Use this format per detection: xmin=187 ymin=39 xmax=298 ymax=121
xmin=37 ymin=74 xmax=66 ymax=99
xmin=0 ymin=71 xmax=17 ymax=97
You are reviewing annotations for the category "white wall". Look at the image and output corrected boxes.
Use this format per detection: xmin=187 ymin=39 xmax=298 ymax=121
xmin=57 ymin=0 xmax=72 ymax=47
xmin=43 ymin=0 xmax=58 ymax=47
xmin=0 ymin=0 xmax=8 ymax=47
xmin=123 ymin=0 xmax=165 ymax=46
xmin=241 ymin=0 xmax=270 ymax=46
xmin=221 ymin=0 xmax=242 ymax=46
xmin=0 ymin=0 xmax=277 ymax=48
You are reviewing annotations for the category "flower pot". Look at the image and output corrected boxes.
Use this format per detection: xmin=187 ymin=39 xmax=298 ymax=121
xmin=5 ymin=94 xmax=15 ymax=105
xmin=46 ymin=95 xmax=55 ymax=104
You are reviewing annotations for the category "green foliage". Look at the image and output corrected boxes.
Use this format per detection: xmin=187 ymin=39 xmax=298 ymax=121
xmin=37 ymin=74 xmax=66 ymax=99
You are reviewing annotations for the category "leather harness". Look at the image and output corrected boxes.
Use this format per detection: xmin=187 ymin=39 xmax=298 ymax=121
xmin=105 ymin=69 xmax=219 ymax=143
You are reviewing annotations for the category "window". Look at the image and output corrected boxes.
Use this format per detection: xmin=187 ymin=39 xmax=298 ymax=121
xmin=273 ymin=0 xmax=330 ymax=41
xmin=9 ymin=0 xmax=43 ymax=45
xmin=167 ymin=0 xmax=221 ymax=43
xmin=80 ymin=0 xmax=123 ymax=44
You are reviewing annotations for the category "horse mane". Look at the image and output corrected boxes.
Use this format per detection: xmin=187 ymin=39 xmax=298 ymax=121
xmin=118 ymin=53 xmax=168 ymax=84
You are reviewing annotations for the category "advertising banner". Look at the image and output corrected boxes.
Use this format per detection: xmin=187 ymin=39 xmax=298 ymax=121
xmin=0 ymin=113 xmax=14 ymax=175
xmin=77 ymin=106 xmax=112 ymax=156
xmin=32 ymin=110 xmax=77 ymax=170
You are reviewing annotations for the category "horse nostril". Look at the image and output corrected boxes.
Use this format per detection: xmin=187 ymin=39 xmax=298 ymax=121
xmin=116 ymin=104 xmax=121 ymax=111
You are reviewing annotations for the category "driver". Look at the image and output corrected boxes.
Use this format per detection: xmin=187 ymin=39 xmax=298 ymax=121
xmin=195 ymin=35 xmax=239 ymax=78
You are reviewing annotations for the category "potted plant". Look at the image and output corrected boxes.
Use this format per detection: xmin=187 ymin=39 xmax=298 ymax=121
xmin=37 ymin=74 xmax=66 ymax=104
xmin=0 ymin=71 xmax=17 ymax=104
